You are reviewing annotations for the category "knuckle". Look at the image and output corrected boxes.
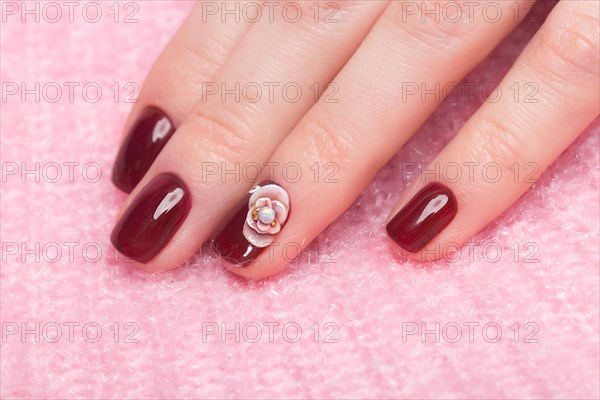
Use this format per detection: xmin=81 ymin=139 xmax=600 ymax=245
xmin=173 ymin=3 xmax=237 ymax=74
xmin=175 ymin=35 xmax=224 ymax=75
xmin=537 ymin=10 xmax=600 ymax=84
xmin=188 ymin=106 xmax=256 ymax=163
xmin=165 ymin=44 xmax=222 ymax=109
xmin=385 ymin=1 xmax=484 ymax=47
xmin=301 ymin=112 xmax=360 ymax=167
xmin=471 ymin=116 xmax=530 ymax=168
xmin=272 ymin=0 xmax=355 ymax=27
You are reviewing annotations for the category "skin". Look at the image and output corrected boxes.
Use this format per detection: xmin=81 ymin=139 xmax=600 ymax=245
xmin=114 ymin=0 xmax=600 ymax=279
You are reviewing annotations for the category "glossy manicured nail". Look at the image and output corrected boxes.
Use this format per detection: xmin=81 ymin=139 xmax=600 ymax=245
xmin=111 ymin=173 xmax=191 ymax=263
xmin=211 ymin=181 xmax=290 ymax=267
xmin=112 ymin=106 xmax=176 ymax=193
xmin=386 ymin=182 xmax=458 ymax=253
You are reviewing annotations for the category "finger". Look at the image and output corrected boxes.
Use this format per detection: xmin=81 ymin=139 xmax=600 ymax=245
xmin=216 ymin=0 xmax=534 ymax=278
xmin=112 ymin=3 xmax=251 ymax=192
xmin=385 ymin=0 xmax=599 ymax=259
xmin=110 ymin=1 xmax=389 ymax=269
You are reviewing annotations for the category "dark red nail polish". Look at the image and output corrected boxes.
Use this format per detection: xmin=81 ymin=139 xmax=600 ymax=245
xmin=386 ymin=182 xmax=458 ymax=253
xmin=112 ymin=106 xmax=176 ymax=193
xmin=211 ymin=181 xmax=291 ymax=267
xmin=111 ymin=173 xmax=191 ymax=263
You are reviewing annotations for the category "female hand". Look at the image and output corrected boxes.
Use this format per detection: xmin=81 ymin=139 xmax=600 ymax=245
xmin=110 ymin=0 xmax=599 ymax=278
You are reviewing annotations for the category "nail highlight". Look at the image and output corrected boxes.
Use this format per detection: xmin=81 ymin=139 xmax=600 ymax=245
xmin=386 ymin=182 xmax=457 ymax=253
xmin=112 ymin=106 xmax=176 ymax=193
xmin=211 ymin=182 xmax=290 ymax=267
xmin=111 ymin=173 xmax=191 ymax=263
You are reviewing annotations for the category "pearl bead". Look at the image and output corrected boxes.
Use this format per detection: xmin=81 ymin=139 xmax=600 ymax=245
xmin=257 ymin=207 xmax=276 ymax=224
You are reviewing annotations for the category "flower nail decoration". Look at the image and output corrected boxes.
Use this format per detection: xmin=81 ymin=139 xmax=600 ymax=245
xmin=243 ymin=183 xmax=290 ymax=248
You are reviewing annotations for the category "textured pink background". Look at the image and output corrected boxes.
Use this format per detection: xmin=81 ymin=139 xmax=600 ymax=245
xmin=1 ymin=1 xmax=599 ymax=398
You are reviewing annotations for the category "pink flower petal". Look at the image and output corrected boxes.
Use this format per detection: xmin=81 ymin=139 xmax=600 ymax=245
xmin=271 ymin=201 xmax=288 ymax=224
xmin=246 ymin=209 xmax=256 ymax=226
xmin=254 ymin=198 xmax=272 ymax=208
xmin=243 ymin=224 xmax=274 ymax=248
xmin=249 ymin=184 xmax=289 ymax=209
xmin=267 ymin=219 xmax=281 ymax=234
xmin=256 ymin=221 xmax=271 ymax=233
xmin=248 ymin=220 xmax=260 ymax=232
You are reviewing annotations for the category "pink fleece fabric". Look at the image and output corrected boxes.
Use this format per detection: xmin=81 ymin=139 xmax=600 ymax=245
xmin=1 ymin=1 xmax=599 ymax=399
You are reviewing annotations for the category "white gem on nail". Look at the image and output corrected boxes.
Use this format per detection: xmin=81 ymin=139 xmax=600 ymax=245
xmin=242 ymin=184 xmax=290 ymax=248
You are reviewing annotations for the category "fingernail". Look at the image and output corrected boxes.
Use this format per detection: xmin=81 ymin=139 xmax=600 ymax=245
xmin=386 ymin=182 xmax=458 ymax=253
xmin=111 ymin=173 xmax=191 ymax=263
xmin=211 ymin=181 xmax=291 ymax=267
xmin=112 ymin=106 xmax=176 ymax=193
